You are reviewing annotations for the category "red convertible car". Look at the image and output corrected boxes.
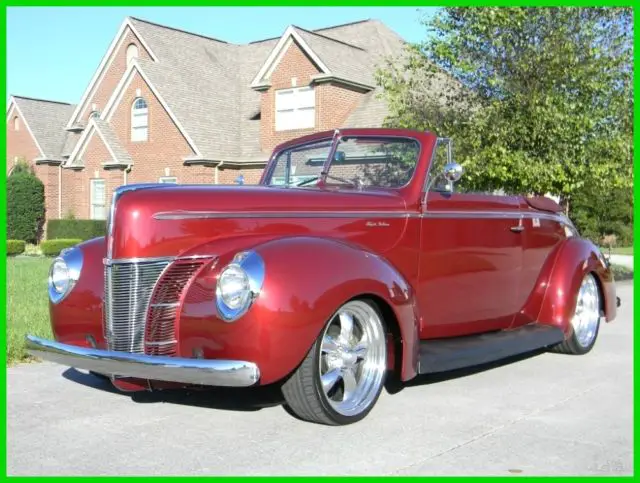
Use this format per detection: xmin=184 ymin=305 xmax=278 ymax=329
xmin=28 ymin=128 xmax=617 ymax=426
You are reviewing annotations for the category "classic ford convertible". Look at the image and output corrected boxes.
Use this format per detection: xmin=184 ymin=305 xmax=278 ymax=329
xmin=28 ymin=128 xmax=617 ymax=425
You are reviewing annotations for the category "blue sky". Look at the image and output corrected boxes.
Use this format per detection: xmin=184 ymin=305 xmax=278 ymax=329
xmin=7 ymin=7 xmax=436 ymax=106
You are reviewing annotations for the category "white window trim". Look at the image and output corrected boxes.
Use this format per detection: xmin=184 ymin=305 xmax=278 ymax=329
xmin=126 ymin=43 xmax=139 ymax=66
xmin=90 ymin=179 xmax=107 ymax=220
xmin=158 ymin=176 xmax=177 ymax=184
xmin=131 ymin=97 xmax=148 ymax=142
xmin=13 ymin=116 xmax=20 ymax=131
xmin=275 ymin=87 xmax=315 ymax=132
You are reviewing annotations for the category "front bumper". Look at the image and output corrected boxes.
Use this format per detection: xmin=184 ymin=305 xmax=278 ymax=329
xmin=25 ymin=335 xmax=260 ymax=387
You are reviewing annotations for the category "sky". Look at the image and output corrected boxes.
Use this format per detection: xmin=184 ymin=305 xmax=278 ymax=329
xmin=7 ymin=7 xmax=436 ymax=106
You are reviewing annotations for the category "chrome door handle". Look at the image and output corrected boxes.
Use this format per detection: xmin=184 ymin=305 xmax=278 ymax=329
xmin=510 ymin=225 xmax=525 ymax=233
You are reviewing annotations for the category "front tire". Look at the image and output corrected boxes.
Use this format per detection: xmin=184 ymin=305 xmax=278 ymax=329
xmin=550 ymin=273 xmax=601 ymax=355
xmin=282 ymin=299 xmax=388 ymax=425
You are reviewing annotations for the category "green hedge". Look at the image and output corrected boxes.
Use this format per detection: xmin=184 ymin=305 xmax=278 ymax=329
xmin=47 ymin=219 xmax=106 ymax=241
xmin=7 ymin=240 xmax=26 ymax=256
xmin=7 ymin=171 xmax=45 ymax=244
xmin=41 ymin=239 xmax=82 ymax=257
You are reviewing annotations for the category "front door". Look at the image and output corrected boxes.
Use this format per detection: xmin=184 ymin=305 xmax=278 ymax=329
xmin=418 ymin=192 xmax=524 ymax=339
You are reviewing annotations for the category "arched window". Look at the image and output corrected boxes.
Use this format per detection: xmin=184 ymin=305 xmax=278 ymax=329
xmin=89 ymin=110 xmax=100 ymax=119
xmin=126 ymin=43 xmax=139 ymax=66
xmin=131 ymin=97 xmax=148 ymax=142
xmin=13 ymin=116 xmax=19 ymax=131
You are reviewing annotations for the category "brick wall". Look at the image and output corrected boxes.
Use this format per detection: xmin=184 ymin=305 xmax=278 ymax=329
xmin=259 ymin=39 xmax=365 ymax=154
xmin=217 ymin=167 xmax=264 ymax=185
xmin=6 ymin=107 xmax=41 ymax=173
xmin=73 ymin=27 xmax=151 ymax=126
xmin=108 ymin=71 xmax=202 ymax=184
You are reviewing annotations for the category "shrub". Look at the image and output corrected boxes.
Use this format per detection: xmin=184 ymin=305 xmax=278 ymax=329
xmin=7 ymin=240 xmax=26 ymax=256
xmin=7 ymin=171 xmax=45 ymax=244
xmin=47 ymin=219 xmax=106 ymax=241
xmin=611 ymin=264 xmax=633 ymax=281
xmin=40 ymin=239 xmax=82 ymax=257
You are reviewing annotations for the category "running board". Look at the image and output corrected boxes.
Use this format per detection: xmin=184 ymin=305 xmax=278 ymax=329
xmin=418 ymin=324 xmax=565 ymax=374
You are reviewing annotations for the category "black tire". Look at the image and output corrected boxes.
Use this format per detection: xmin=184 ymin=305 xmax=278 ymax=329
xmin=282 ymin=299 xmax=387 ymax=426
xmin=550 ymin=273 xmax=602 ymax=355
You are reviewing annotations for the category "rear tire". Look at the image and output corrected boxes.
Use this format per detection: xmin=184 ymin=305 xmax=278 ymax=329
xmin=550 ymin=273 xmax=601 ymax=355
xmin=282 ymin=299 xmax=387 ymax=425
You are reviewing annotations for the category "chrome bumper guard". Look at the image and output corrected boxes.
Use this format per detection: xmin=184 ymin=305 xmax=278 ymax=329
xmin=25 ymin=335 xmax=260 ymax=387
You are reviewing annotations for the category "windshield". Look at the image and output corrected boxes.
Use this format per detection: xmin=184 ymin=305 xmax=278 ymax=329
xmin=266 ymin=139 xmax=332 ymax=187
xmin=264 ymin=135 xmax=420 ymax=188
xmin=326 ymin=136 xmax=420 ymax=188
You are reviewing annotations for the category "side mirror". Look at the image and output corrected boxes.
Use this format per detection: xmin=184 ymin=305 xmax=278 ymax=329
xmin=443 ymin=162 xmax=463 ymax=183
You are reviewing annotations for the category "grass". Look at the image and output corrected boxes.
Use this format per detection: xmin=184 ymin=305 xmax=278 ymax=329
xmin=7 ymin=257 xmax=53 ymax=365
xmin=609 ymin=246 xmax=633 ymax=256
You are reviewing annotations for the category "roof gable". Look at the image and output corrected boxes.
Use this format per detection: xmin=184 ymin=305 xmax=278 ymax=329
xmin=9 ymin=96 xmax=76 ymax=161
xmin=65 ymin=17 xmax=158 ymax=130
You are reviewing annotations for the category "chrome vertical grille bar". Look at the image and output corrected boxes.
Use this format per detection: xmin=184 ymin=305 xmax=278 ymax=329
xmin=104 ymin=259 xmax=171 ymax=353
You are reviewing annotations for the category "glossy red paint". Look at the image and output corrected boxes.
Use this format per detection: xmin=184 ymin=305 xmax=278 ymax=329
xmin=49 ymin=237 xmax=106 ymax=349
xmin=536 ymin=237 xmax=616 ymax=332
xmin=46 ymin=127 xmax=617 ymax=391
xmin=178 ymin=236 xmax=418 ymax=384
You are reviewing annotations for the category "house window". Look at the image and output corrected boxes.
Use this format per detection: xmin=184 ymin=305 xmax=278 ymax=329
xmin=89 ymin=110 xmax=100 ymax=119
xmin=158 ymin=176 xmax=177 ymax=184
xmin=275 ymin=87 xmax=315 ymax=131
xmin=126 ymin=43 xmax=139 ymax=66
xmin=90 ymin=179 xmax=106 ymax=220
xmin=13 ymin=116 xmax=19 ymax=131
xmin=131 ymin=97 xmax=148 ymax=142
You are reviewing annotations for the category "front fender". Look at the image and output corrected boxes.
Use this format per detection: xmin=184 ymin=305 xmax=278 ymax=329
xmin=49 ymin=236 xmax=106 ymax=348
xmin=537 ymin=237 xmax=616 ymax=334
xmin=179 ymin=236 xmax=420 ymax=385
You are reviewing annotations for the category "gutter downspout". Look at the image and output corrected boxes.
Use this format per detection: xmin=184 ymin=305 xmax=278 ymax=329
xmin=124 ymin=164 xmax=132 ymax=185
xmin=215 ymin=160 xmax=224 ymax=185
xmin=58 ymin=165 xmax=62 ymax=218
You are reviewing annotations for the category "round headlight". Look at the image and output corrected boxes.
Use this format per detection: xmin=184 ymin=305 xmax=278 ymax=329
xmin=218 ymin=264 xmax=251 ymax=310
xmin=50 ymin=259 xmax=70 ymax=294
xmin=48 ymin=246 xmax=83 ymax=304
xmin=215 ymin=251 xmax=265 ymax=322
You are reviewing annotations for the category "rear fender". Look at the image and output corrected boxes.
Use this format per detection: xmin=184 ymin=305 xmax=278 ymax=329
xmin=536 ymin=237 xmax=616 ymax=334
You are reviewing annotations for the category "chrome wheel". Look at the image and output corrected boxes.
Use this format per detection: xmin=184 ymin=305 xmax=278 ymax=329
xmin=571 ymin=274 xmax=601 ymax=348
xmin=318 ymin=300 xmax=387 ymax=417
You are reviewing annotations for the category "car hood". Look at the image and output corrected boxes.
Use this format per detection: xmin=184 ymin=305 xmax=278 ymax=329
xmin=110 ymin=185 xmax=409 ymax=259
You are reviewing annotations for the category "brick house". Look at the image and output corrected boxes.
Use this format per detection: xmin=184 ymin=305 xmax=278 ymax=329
xmin=6 ymin=16 xmax=406 ymax=227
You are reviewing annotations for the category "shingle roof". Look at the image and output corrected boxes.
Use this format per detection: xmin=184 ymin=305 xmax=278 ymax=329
xmin=93 ymin=118 xmax=133 ymax=165
xmin=52 ymin=17 xmax=407 ymax=166
xmin=293 ymin=27 xmax=373 ymax=87
xmin=125 ymin=17 xmax=406 ymax=163
xmin=11 ymin=96 xmax=76 ymax=161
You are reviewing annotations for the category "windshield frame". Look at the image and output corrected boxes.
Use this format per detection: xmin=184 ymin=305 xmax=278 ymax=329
xmin=263 ymin=130 xmax=423 ymax=190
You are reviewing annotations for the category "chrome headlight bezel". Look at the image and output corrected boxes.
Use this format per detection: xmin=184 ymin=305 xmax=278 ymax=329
xmin=215 ymin=250 xmax=265 ymax=322
xmin=48 ymin=245 xmax=83 ymax=304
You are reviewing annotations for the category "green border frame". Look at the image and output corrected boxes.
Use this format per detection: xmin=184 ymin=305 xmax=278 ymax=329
xmin=2 ymin=1 xmax=637 ymax=478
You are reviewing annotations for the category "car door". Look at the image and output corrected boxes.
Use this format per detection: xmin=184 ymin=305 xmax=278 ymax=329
xmin=416 ymin=142 xmax=523 ymax=339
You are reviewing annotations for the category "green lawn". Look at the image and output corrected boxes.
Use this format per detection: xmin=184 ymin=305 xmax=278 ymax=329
xmin=610 ymin=246 xmax=633 ymax=256
xmin=7 ymin=257 xmax=53 ymax=364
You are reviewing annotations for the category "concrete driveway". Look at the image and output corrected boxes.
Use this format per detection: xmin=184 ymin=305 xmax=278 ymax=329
xmin=8 ymin=282 xmax=633 ymax=476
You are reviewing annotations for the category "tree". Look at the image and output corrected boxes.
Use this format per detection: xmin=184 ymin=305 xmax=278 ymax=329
xmin=7 ymin=170 xmax=45 ymax=244
xmin=377 ymin=7 xmax=633 ymax=206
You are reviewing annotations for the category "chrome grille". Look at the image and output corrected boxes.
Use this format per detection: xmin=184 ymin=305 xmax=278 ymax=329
xmin=145 ymin=260 xmax=207 ymax=356
xmin=104 ymin=260 xmax=170 ymax=353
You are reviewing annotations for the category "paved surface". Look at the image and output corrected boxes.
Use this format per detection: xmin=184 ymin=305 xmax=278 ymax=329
xmin=610 ymin=254 xmax=634 ymax=270
xmin=8 ymin=282 xmax=633 ymax=476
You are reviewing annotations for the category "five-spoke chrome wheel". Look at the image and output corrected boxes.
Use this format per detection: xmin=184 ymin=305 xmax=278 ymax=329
xmin=282 ymin=299 xmax=388 ymax=425
xmin=318 ymin=302 xmax=387 ymax=417
xmin=571 ymin=274 xmax=601 ymax=348
xmin=550 ymin=273 xmax=602 ymax=355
